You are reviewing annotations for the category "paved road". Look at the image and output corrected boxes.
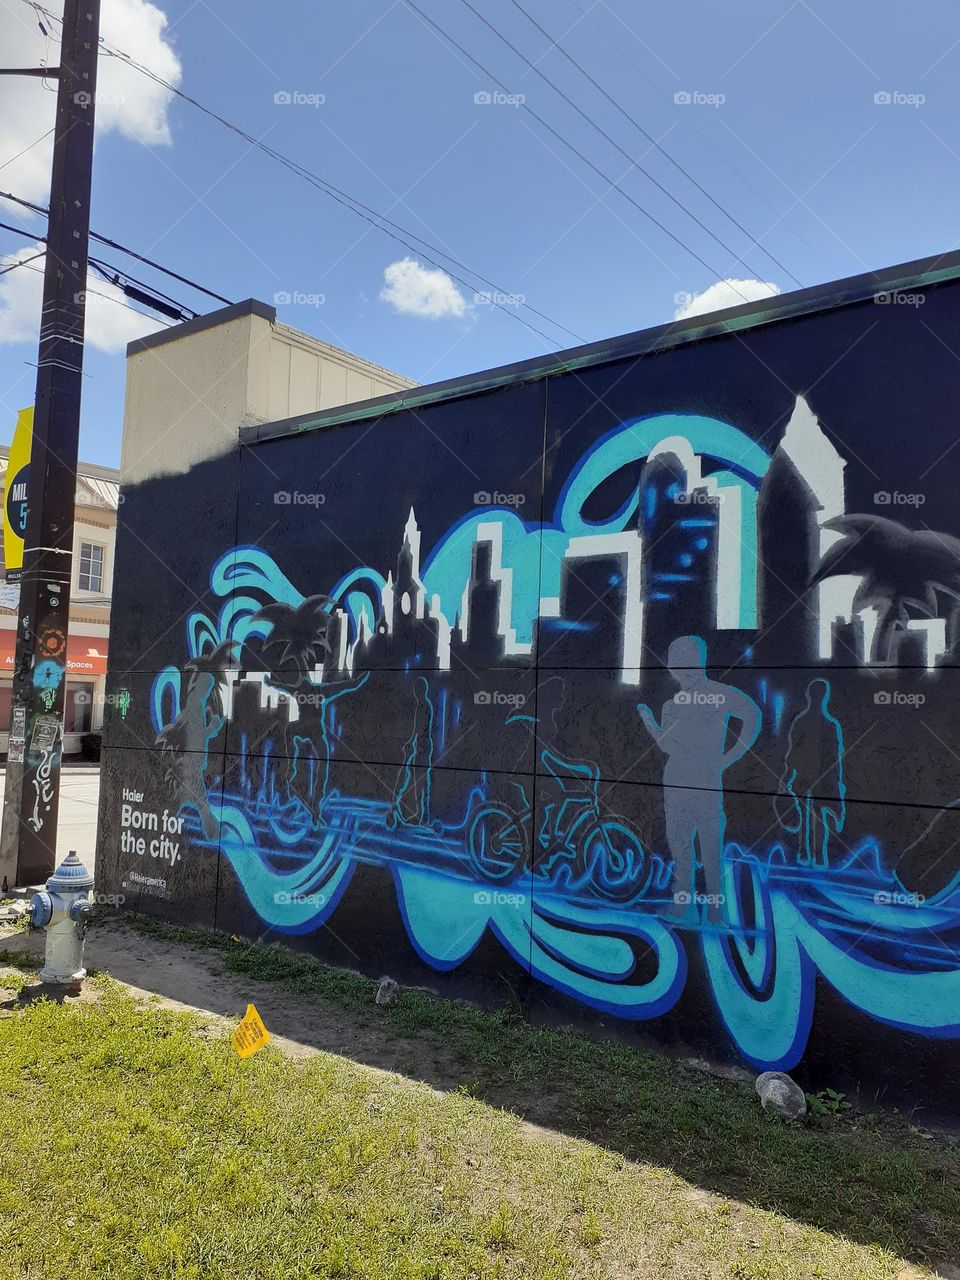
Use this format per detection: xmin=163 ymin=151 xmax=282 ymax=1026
xmin=0 ymin=766 xmax=101 ymax=876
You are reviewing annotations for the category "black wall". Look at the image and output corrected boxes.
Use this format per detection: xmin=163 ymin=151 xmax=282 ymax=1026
xmin=97 ymin=278 xmax=960 ymax=1115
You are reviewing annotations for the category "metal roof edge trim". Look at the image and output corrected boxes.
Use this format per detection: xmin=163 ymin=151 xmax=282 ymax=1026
xmin=238 ymin=249 xmax=960 ymax=448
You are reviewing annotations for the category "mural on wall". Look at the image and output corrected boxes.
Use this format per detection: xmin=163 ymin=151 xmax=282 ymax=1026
xmin=126 ymin=388 xmax=960 ymax=1077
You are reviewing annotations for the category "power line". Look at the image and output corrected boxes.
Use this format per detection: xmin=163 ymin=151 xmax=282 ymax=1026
xmin=23 ymin=0 xmax=783 ymax=338
xmin=13 ymin=254 xmax=174 ymax=326
xmin=560 ymin=0 xmax=829 ymax=268
xmin=0 ymin=214 xmax=45 ymax=240
xmin=0 ymin=127 xmax=54 ymax=174
xmin=0 ymin=248 xmax=45 ymax=276
xmin=23 ymin=0 xmax=585 ymax=349
xmin=403 ymin=0 xmax=758 ymax=304
xmin=501 ymin=0 xmax=803 ymax=288
xmin=452 ymin=0 xmax=789 ymax=291
xmin=0 ymin=216 xmax=196 ymax=319
xmin=0 ymin=188 xmax=232 ymax=306
xmin=86 ymin=223 xmax=230 ymax=306
xmin=0 ymin=190 xmax=48 ymax=216
xmin=88 ymin=258 xmax=195 ymax=316
xmin=105 ymin=66 xmax=578 ymax=345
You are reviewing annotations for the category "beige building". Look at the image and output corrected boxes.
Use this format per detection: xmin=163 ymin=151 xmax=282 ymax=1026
xmin=0 ymin=449 xmax=119 ymax=755
xmin=121 ymin=299 xmax=417 ymax=484
xmin=0 ymin=300 xmax=414 ymax=754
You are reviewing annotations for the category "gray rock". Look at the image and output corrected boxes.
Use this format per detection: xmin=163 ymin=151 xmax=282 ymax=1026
xmin=375 ymin=976 xmax=400 ymax=1007
xmin=755 ymin=1071 xmax=807 ymax=1120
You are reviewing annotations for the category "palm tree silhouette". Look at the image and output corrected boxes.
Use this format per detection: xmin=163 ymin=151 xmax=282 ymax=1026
xmin=250 ymin=594 xmax=368 ymax=825
xmin=183 ymin=639 xmax=236 ymax=719
xmin=254 ymin=595 xmax=335 ymax=689
xmin=810 ymin=514 xmax=960 ymax=662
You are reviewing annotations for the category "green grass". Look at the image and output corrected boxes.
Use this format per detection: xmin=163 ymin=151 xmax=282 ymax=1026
xmin=121 ymin=915 xmax=960 ymax=1258
xmin=0 ymin=968 xmax=27 ymax=995
xmin=0 ymin=904 xmax=30 ymax=934
xmin=0 ymin=916 xmax=957 ymax=1278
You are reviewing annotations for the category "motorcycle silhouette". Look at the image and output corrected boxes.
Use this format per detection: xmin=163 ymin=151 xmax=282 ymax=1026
xmin=467 ymin=749 xmax=650 ymax=902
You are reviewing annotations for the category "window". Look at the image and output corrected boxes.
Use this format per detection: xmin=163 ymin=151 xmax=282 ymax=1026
xmin=78 ymin=541 xmax=104 ymax=593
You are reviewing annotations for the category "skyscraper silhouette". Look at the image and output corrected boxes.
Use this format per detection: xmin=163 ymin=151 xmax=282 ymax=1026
xmin=451 ymin=537 xmax=505 ymax=667
xmin=639 ymin=452 xmax=719 ymax=667
xmin=757 ymin=447 xmax=821 ymax=663
xmin=356 ymin=509 xmax=441 ymax=669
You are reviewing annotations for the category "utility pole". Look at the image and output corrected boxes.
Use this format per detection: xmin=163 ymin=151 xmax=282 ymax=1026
xmin=0 ymin=0 xmax=101 ymax=889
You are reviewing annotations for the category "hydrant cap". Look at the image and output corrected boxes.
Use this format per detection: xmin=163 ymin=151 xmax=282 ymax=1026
xmin=46 ymin=851 xmax=94 ymax=894
xmin=30 ymin=890 xmax=53 ymax=929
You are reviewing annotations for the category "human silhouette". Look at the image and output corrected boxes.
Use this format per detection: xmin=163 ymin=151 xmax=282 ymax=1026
xmin=775 ymin=678 xmax=845 ymax=868
xmin=292 ymin=670 xmax=369 ymax=825
xmin=638 ymin=635 xmax=761 ymax=923
xmin=389 ymin=676 xmax=435 ymax=828
xmin=156 ymin=670 xmax=224 ymax=839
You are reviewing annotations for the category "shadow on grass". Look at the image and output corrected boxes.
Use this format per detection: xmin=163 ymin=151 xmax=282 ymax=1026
xmin=8 ymin=913 xmax=958 ymax=1272
xmin=0 ymin=982 xmax=81 ymax=1009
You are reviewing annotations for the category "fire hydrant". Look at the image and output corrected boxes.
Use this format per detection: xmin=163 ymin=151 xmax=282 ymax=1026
xmin=29 ymin=851 xmax=95 ymax=985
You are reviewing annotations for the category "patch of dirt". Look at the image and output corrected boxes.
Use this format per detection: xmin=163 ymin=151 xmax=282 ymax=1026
xmin=3 ymin=919 xmax=956 ymax=1276
xmin=7 ymin=918 xmax=470 ymax=1091
xmin=0 ymin=919 xmax=543 ymax=1107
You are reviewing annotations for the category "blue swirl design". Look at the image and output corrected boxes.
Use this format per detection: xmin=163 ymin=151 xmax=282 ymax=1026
xmin=148 ymin=415 xmax=960 ymax=1070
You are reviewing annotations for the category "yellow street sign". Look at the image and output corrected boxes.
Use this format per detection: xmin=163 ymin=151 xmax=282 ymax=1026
xmin=231 ymin=1002 xmax=271 ymax=1058
xmin=3 ymin=406 xmax=33 ymax=582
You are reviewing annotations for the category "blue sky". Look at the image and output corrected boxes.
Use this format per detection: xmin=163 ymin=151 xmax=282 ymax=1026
xmin=2 ymin=0 xmax=960 ymax=465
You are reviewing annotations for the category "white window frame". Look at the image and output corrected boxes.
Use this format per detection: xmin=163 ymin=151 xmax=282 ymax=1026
xmin=77 ymin=540 xmax=105 ymax=593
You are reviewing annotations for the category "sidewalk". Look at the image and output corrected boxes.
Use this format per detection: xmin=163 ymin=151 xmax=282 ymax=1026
xmin=0 ymin=765 xmax=100 ymax=875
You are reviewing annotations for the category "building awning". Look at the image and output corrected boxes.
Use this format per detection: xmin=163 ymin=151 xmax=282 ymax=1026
xmin=0 ymin=632 xmax=109 ymax=676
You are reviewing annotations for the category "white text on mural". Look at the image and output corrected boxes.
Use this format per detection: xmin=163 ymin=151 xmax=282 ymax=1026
xmin=120 ymin=788 xmax=183 ymax=865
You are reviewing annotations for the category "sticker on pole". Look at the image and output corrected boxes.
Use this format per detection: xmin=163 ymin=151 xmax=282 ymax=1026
xmin=231 ymin=1003 xmax=271 ymax=1058
xmin=8 ymin=705 xmax=26 ymax=763
xmin=29 ymin=714 xmax=59 ymax=754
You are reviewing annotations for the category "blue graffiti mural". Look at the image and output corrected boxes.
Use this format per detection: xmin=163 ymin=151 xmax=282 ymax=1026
xmin=144 ymin=403 xmax=960 ymax=1073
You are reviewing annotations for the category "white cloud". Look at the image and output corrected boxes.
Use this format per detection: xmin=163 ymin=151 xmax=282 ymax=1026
xmin=0 ymin=0 xmax=181 ymax=205
xmin=0 ymin=243 xmax=165 ymax=352
xmin=674 ymin=277 xmax=780 ymax=320
xmin=380 ymin=257 xmax=469 ymax=320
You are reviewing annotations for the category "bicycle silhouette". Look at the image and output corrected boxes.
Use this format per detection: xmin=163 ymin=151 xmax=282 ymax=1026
xmin=466 ymin=748 xmax=650 ymax=902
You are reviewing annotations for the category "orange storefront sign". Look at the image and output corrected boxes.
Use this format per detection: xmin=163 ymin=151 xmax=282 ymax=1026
xmin=0 ymin=630 xmax=108 ymax=676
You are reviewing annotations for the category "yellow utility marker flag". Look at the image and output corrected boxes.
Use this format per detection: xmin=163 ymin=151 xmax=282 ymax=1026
xmin=231 ymin=1003 xmax=271 ymax=1058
